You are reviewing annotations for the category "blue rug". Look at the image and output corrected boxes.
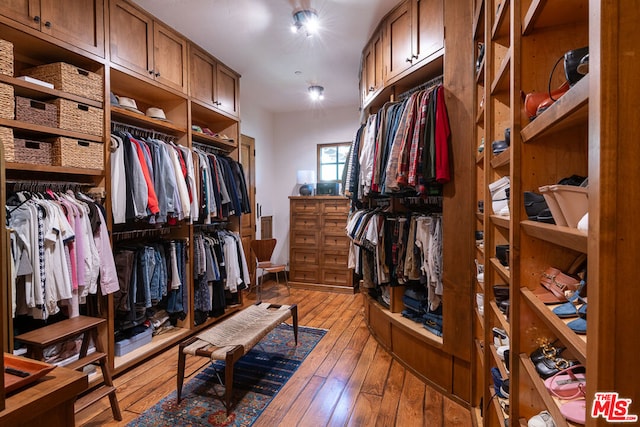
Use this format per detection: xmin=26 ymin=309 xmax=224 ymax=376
xmin=127 ymin=324 xmax=326 ymax=426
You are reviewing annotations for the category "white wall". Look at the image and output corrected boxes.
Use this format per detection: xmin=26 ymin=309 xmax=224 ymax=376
xmin=270 ymin=106 xmax=360 ymax=265
xmin=241 ymin=100 xmax=360 ymax=266
xmin=238 ymin=101 xmax=276 ymax=236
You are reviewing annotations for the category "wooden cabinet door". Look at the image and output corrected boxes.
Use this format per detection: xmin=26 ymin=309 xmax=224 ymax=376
xmin=412 ymin=0 xmax=443 ymax=63
xmin=109 ymin=0 xmax=153 ymax=79
xmin=40 ymin=0 xmax=105 ymax=57
xmin=215 ymin=62 xmax=239 ymax=118
xmin=385 ymin=1 xmax=412 ymax=82
xmin=153 ymin=21 xmax=187 ymax=93
xmin=362 ymin=30 xmax=384 ymax=105
xmin=0 ymin=0 xmax=40 ymax=29
xmin=189 ymin=45 xmax=215 ymax=106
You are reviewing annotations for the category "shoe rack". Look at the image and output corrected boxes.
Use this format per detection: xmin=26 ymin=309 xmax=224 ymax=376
xmin=471 ymin=0 xmax=486 ymax=424
xmin=472 ymin=0 xmax=513 ymax=425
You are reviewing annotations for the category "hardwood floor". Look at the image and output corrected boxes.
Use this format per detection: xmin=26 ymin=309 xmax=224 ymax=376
xmin=77 ymin=283 xmax=472 ymax=426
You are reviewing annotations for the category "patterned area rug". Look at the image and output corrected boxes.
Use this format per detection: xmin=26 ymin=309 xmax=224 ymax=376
xmin=127 ymin=324 xmax=326 ymax=426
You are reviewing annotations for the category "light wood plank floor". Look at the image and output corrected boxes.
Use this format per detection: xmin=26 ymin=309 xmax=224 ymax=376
xmin=77 ymin=282 xmax=472 ymax=426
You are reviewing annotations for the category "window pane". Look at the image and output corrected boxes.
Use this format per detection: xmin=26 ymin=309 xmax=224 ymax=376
xmin=337 ymin=163 xmax=345 ymax=178
xmin=320 ymin=147 xmax=337 ymax=164
xmin=338 ymin=146 xmax=350 ymax=162
xmin=321 ymin=164 xmax=337 ymax=181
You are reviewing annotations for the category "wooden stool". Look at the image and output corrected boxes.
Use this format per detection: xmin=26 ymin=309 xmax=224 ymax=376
xmin=177 ymin=302 xmax=298 ymax=414
xmin=14 ymin=315 xmax=122 ymax=421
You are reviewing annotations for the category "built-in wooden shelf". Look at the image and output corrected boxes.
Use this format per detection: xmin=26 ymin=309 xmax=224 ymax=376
xmin=520 ymin=354 xmax=581 ymax=427
xmin=490 ymin=257 xmax=511 ymax=283
xmin=489 ymin=340 xmax=508 ymax=378
xmin=520 ymin=287 xmax=587 ymax=364
xmin=489 ymin=300 xmax=510 ymax=336
xmin=113 ymin=327 xmax=190 ymax=374
xmin=492 ymin=0 xmax=510 ymax=41
xmin=0 ymin=74 xmax=103 ymax=108
xmin=476 ymin=105 xmax=485 ymax=124
xmin=491 ymin=49 xmax=511 ymax=95
xmin=191 ymin=131 xmax=236 ymax=151
xmin=473 ymin=0 xmax=485 ymax=40
xmin=490 ymin=147 xmax=510 ymax=168
xmin=490 ymin=386 xmax=509 ymax=427
xmin=476 ymin=58 xmax=485 ymax=84
xmin=521 ymin=220 xmax=587 ymax=253
xmin=522 ymin=0 xmax=589 ymax=36
xmin=0 ymin=118 xmax=104 ymax=143
xmin=6 ymin=162 xmax=103 ymax=176
xmin=111 ymin=106 xmax=188 ymax=134
xmin=520 ymin=75 xmax=589 ymax=143
xmin=491 ymin=214 xmax=510 ymax=229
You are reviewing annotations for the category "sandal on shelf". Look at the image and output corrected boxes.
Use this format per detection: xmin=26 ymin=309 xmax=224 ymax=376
xmin=567 ymin=303 xmax=587 ymax=334
xmin=535 ymin=267 xmax=580 ymax=304
xmin=552 ymin=281 xmax=587 ymax=318
xmin=544 ymin=365 xmax=586 ymax=399
xmin=560 ymin=398 xmax=587 ymax=424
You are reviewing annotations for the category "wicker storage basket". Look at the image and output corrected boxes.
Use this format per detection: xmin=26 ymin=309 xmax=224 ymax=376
xmin=15 ymin=96 xmax=57 ymax=127
xmin=0 ymin=39 xmax=13 ymax=76
xmin=0 ymin=83 xmax=14 ymax=119
xmin=0 ymin=126 xmax=14 ymax=162
xmin=22 ymin=62 xmax=103 ymax=102
xmin=54 ymin=98 xmax=103 ymax=136
xmin=53 ymin=137 xmax=103 ymax=169
xmin=13 ymin=138 xmax=53 ymax=165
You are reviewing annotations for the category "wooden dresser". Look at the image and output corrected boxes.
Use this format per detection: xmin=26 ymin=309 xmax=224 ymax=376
xmin=289 ymin=196 xmax=354 ymax=292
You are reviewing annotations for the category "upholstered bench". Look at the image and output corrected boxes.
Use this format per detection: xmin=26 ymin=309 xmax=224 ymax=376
xmin=177 ymin=302 xmax=298 ymax=414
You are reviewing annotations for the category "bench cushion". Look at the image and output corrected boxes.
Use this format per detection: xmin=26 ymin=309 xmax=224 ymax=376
xmin=182 ymin=303 xmax=293 ymax=360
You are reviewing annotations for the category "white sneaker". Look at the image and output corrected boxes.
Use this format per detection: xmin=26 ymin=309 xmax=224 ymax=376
xmin=528 ymin=411 xmax=556 ymax=427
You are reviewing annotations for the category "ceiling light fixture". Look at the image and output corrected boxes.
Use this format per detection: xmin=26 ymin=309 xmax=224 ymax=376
xmin=291 ymin=9 xmax=320 ymax=37
xmin=308 ymin=85 xmax=324 ymax=101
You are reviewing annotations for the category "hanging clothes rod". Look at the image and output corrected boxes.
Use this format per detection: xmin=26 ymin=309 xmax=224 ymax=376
xmin=192 ymin=141 xmax=229 ymax=156
xmin=397 ymin=74 xmax=444 ymax=101
xmin=194 ymin=221 xmax=229 ymax=230
xmin=6 ymin=179 xmax=97 ymax=192
xmin=111 ymin=120 xmax=177 ymax=142
xmin=112 ymin=227 xmax=172 ymax=242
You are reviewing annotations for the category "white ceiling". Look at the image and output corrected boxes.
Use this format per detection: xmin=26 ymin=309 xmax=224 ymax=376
xmin=132 ymin=0 xmax=400 ymax=113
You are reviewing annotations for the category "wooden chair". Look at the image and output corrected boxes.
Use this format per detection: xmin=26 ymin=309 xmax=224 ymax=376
xmin=250 ymin=239 xmax=289 ymax=298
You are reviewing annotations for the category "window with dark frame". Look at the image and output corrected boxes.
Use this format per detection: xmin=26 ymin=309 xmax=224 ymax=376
xmin=317 ymin=142 xmax=350 ymax=183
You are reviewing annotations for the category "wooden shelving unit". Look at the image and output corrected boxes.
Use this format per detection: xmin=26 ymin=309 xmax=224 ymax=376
xmin=0 ymin=0 xmax=244 ymax=387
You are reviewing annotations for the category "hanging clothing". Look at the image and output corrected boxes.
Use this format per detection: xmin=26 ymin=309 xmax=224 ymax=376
xmin=6 ymin=191 xmax=119 ymax=320
xmin=341 ymin=83 xmax=450 ymax=200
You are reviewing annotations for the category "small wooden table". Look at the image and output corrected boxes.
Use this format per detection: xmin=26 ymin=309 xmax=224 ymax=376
xmin=0 ymin=359 xmax=87 ymax=427
xmin=177 ymin=302 xmax=298 ymax=414
xmin=14 ymin=315 xmax=122 ymax=421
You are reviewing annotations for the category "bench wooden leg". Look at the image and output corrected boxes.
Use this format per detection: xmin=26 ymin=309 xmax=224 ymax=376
xmin=224 ymin=346 xmax=244 ymax=415
xmin=290 ymin=304 xmax=298 ymax=345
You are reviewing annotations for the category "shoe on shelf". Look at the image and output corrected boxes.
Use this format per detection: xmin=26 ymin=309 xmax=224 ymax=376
xmin=500 ymin=378 xmax=510 ymax=398
xmin=528 ymin=410 xmax=556 ymax=427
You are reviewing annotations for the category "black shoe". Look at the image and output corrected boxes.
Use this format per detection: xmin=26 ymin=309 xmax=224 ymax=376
xmin=500 ymin=378 xmax=510 ymax=398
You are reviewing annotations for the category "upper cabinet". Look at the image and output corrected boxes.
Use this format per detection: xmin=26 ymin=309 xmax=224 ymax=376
xmin=189 ymin=45 xmax=239 ymax=119
xmin=412 ymin=0 xmax=443 ymax=64
xmin=109 ymin=0 xmax=187 ymax=93
xmin=384 ymin=1 xmax=412 ymax=82
xmin=360 ymin=28 xmax=384 ymax=106
xmin=384 ymin=0 xmax=443 ymax=83
xmin=0 ymin=0 xmax=105 ymax=57
xmin=214 ymin=62 xmax=240 ymax=118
